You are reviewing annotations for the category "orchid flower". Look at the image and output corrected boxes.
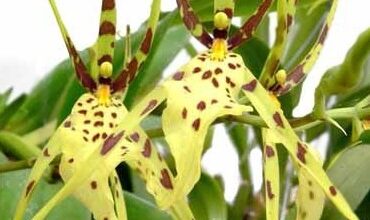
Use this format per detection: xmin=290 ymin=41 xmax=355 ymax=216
xmin=27 ymin=0 xmax=359 ymax=219
xmin=14 ymin=0 xmax=193 ymax=219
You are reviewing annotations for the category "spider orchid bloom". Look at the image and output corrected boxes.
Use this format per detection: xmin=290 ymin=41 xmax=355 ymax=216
xmin=13 ymin=0 xmax=192 ymax=219
xmin=32 ymin=0 xmax=358 ymax=219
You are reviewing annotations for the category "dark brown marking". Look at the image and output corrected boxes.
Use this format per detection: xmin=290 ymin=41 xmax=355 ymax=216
xmin=265 ymin=145 xmax=275 ymax=158
xmin=173 ymin=71 xmax=184 ymax=80
xmin=92 ymin=133 xmax=100 ymax=142
xmin=329 ymin=186 xmax=337 ymax=196
xmin=142 ymin=139 xmax=152 ymax=158
xmin=68 ymin=158 xmax=74 ymax=163
xmin=287 ymin=14 xmax=293 ymax=28
xmin=94 ymin=111 xmax=104 ymax=117
xmin=130 ymin=132 xmax=140 ymax=143
xmin=193 ymin=67 xmax=201 ymax=73
xmin=111 ymin=112 xmax=117 ymax=118
xmin=287 ymin=64 xmax=305 ymax=83
xmin=140 ymin=28 xmax=153 ymax=54
xmin=160 ymin=169 xmax=173 ymax=189
xmin=77 ymin=102 xmax=83 ymax=106
xmin=86 ymin=98 xmax=94 ymax=103
xmin=83 ymin=137 xmax=89 ymax=142
xmin=228 ymin=63 xmax=236 ymax=69
xmin=94 ymin=121 xmax=104 ymax=127
xmin=215 ymin=67 xmax=223 ymax=74
xmin=212 ymin=78 xmax=219 ymax=87
xmin=97 ymin=55 xmax=113 ymax=66
xmin=192 ymin=118 xmax=201 ymax=131
xmin=266 ymin=180 xmax=275 ymax=199
xmin=25 ymin=180 xmax=35 ymax=197
xmin=211 ymin=99 xmax=218 ymax=104
xmin=242 ymin=79 xmax=257 ymax=92
xmin=157 ymin=152 xmax=163 ymax=161
xmin=183 ymin=86 xmax=192 ymax=93
xmin=102 ymin=132 xmax=108 ymax=139
xmin=101 ymin=131 xmax=124 ymax=155
xmin=273 ymin=112 xmax=284 ymax=128
xmin=78 ymin=110 xmax=87 ymax=115
xmin=99 ymin=21 xmax=115 ymax=36
xmin=197 ymin=101 xmax=206 ymax=111
xmin=182 ymin=108 xmax=188 ymax=119
xmin=102 ymin=0 xmax=115 ymax=10
xmin=141 ymin=99 xmax=158 ymax=116
xmin=90 ymin=181 xmax=97 ymax=189
xmin=202 ymin=70 xmax=212 ymax=79
xmin=83 ymin=129 xmax=89 ymax=135
xmin=309 ymin=191 xmax=315 ymax=200
xmin=297 ymin=142 xmax=307 ymax=163
xmin=319 ymin=24 xmax=329 ymax=44
xmin=64 ymin=121 xmax=71 ymax=128
xmin=43 ymin=148 xmax=50 ymax=157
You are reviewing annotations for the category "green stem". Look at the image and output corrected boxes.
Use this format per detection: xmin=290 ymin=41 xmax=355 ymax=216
xmin=0 ymin=158 xmax=36 ymax=173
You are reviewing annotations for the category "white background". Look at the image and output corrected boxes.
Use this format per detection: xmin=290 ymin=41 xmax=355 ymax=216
xmin=0 ymin=0 xmax=369 ymax=202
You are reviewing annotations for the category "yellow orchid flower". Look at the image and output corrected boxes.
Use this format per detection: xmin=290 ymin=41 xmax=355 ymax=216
xmin=14 ymin=0 xmax=193 ymax=219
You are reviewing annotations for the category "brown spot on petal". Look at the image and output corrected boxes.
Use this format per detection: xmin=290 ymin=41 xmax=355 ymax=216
xmin=228 ymin=63 xmax=236 ymax=69
xmin=140 ymin=28 xmax=153 ymax=54
xmin=101 ymin=132 xmax=124 ymax=155
xmin=160 ymin=169 xmax=173 ymax=189
xmin=94 ymin=121 xmax=104 ymax=127
xmin=192 ymin=118 xmax=201 ymax=131
xmin=43 ymin=148 xmax=50 ymax=157
xmin=309 ymin=191 xmax=315 ymax=200
xmin=242 ymin=79 xmax=257 ymax=92
xmin=90 ymin=181 xmax=97 ymax=189
xmin=212 ymin=78 xmax=219 ymax=87
xmin=102 ymin=0 xmax=115 ymax=10
xmin=182 ymin=108 xmax=188 ymax=119
xmin=329 ymin=186 xmax=337 ymax=196
xmin=142 ymin=139 xmax=152 ymax=158
xmin=99 ymin=21 xmax=115 ymax=35
xmin=64 ymin=121 xmax=71 ymax=128
xmin=273 ymin=112 xmax=284 ymax=128
xmin=25 ymin=180 xmax=35 ymax=197
xmin=130 ymin=132 xmax=140 ymax=143
xmin=94 ymin=111 xmax=104 ymax=117
xmin=92 ymin=133 xmax=100 ymax=142
xmin=183 ymin=86 xmax=192 ymax=93
xmin=319 ymin=24 xmax=329 ymax=44
xmin=265 ymin=145 xmax=275 ymax=158
xmin=68 ymin=158 xmax=74 ymax=163
xmin=78 ymin=110 xmax=87 ymax=115
xmin=215 ymin=67 xmax=223 ymax=74
xmin=141 ymin=100 xmax=157 ymax=116
xmin=297 ymin=142 xmax=307 ymax=164
xmin=197 ymin=101 xmax=206 ymax=111
xmin=266 ymin=180 xmax=275 ymax=199
xmin=202 ymin=70 xmax=212 ymax=79
xmin=173 ymin=71 xmax=184 ymax=80
xmin=193 ymin=67 xmax=201 ymax=73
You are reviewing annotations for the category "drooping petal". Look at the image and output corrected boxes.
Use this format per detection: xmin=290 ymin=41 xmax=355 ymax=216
xmin=273 ymin=0 xmax=338 ymax=95
xmin=162 ymin=52 xmax=252 ymax=198
xmin=262 ymin=128 xmax=279 ymax=220
xmin=241 ymin=67 xmax=358 ymax=220
xmin=295 ymin=146 xmax=325 ymax=220
xmin=112 ymin=0 xmax=162 ymax=93
xmin=227 ymin=0 xmax=273 ymax=50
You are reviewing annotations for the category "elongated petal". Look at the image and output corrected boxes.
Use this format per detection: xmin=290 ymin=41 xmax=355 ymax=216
xmin=49 ymin=0 xmax=97 ymax=91
xmin=175 ymin=0 xmax=213 ymax=48
xmin=162 ymin=52 xmax=252 ymax=198
xmin=241 ymin=67 xmax=358 ymax=220
xmin=262 ymin=128 xmax=279 ymax=220
xmin=295 ymin=146 xmax=325 ymax=220
xmin=227 ymin=0 xmax=273 ymax=50
xmin=273 ymin=0 xmax=338 ymax=95
xmin=259 ymin=0 xmax=296 ymax=87
xmin=90 ymin=0 xmax=117 ymax=79
xmin=112 ymin=0 xmax=162 ymax=93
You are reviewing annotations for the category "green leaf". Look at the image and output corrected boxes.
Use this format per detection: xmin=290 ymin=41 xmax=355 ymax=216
xmin=189 ymin=173 xmax=227 ymax=220
xmin=228 ymin=182 xmax=252 ymax=220
xmin=124 ymin=192 xmax=172 ymax=220
xmin=0 ymin=88 xmax=12 ymax=114
xmin=0 ymin=94 xmax=27 ymax=130
xmin=0 ymin=131 xmax=40 ymax=159
xmin=322 ymin=144 xmax=370 ymax=220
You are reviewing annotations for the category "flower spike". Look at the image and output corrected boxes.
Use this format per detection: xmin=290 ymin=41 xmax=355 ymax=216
xmin=49 ymin=0 xmax=97 ymax=91
xmin=175 ymin=0 xmax=213 ymax=48
xmin=227 ymin=0 xmax=273 ymax=50
xmin=112 ymin=0 xmax=162 ymax=93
